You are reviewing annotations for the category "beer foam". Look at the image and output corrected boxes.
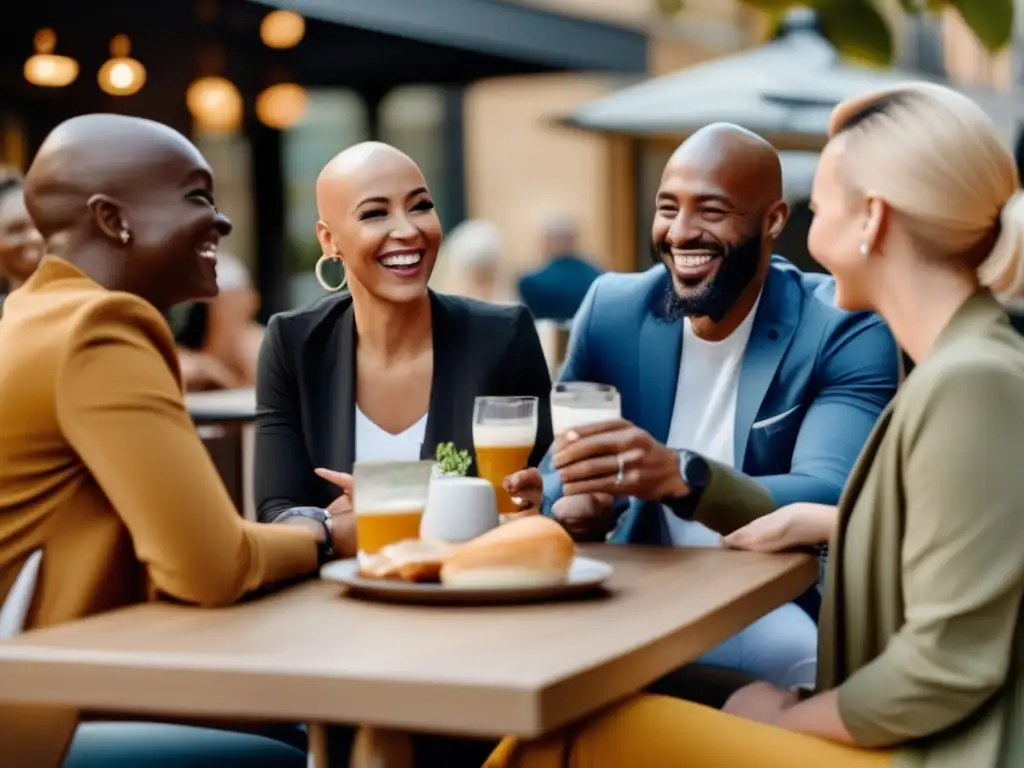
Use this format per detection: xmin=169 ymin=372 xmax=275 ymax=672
xmin=473 ymin=422 xmax=536 ymax=447
xmin=551 ymin=405 xmax=621 ymax=434
xmin=355 ymin=499 xmax=426 ymax=516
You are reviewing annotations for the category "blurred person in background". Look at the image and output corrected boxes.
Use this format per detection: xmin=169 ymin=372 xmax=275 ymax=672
xmin=0 ymin=114 xmax=323 ymax=767
xmin=489 ymin=83 xmax=1024 ymax=768
xmin=0 ymin=167 xmax=45 ymax=317
xmin=432 ymin=218 xmax=506 ymax=302
xmin=517 ymin=213 xmax=603 ymax=322
xmin=174 ymin=251 xmax=265 ymax=391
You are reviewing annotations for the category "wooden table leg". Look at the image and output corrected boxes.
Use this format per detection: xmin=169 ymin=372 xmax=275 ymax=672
xmin=351 ymin=726 xmax=414 ymax=768
xmin=307 ymin=722 xmax=329 ymax=768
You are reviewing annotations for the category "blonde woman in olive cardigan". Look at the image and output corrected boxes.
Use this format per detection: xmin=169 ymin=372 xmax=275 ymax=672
xmin=485 ymin=83 xmax=1024 ymax=768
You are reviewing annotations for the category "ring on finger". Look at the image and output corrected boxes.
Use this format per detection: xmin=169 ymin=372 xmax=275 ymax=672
xmin=615 ymin=453 xmax=625 ymax=484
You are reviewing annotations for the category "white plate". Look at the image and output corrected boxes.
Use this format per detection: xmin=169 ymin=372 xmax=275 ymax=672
xmin=320 ymin=556 xmax=613 ymax=606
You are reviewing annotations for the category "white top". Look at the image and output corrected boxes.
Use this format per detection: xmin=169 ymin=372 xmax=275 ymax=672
xmin=662 ymin=296 xmax=760 ymax=546
xmin=354 ymin=406 xmax=428 ymax=463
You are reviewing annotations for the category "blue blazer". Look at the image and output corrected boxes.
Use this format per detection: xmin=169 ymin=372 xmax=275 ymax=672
xmin=518 ymin=255 xmax=603 ymax=323
xmin=544 ymin=257 xmax=900 ymax=546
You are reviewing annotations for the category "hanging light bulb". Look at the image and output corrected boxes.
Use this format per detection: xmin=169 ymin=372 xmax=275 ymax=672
xmin=256 ymin=83 xmax=308 ymax=130
xmin=98 ymin=35 xmax=146 ymax=97
xmin=260 ymin=10 xmax=305 ymax=49
xmin=186 ymin=75 xmax=244 ymax=134
xmin=24 ymin=29 xmax=79 ymax=88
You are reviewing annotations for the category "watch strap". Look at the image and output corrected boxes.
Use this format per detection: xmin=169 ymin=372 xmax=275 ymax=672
xmin=275 ymin=507 xmax=334 ymax=563
xmin=663 ymin=450 xmax=709 ymax=520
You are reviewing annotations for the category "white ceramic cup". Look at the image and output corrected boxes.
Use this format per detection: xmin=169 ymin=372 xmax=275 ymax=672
xmin=421 ymin=476 xmax=500 ymax=543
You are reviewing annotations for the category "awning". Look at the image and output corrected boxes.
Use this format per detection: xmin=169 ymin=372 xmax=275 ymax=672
xmin=255 ymin=0 xmax=648 ymax=73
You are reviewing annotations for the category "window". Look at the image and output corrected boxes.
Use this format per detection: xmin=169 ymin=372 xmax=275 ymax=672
xmin=282 ymin=88 xmax=369 ymax=307
xmin=379 ymin=86 xmax=454 ymax=228
xmin=193 ymin=129 xmax=256 ymax=269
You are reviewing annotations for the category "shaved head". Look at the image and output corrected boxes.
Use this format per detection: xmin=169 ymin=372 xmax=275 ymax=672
xmin=666 ymin=122 xmax=783 ymax=207
xmin=316 ymin=142 xmax=420 ymax=221
xmin=24 ymin=113 xmax=230 ymax=310
xmin=26 ymin=114 xmax=208 ymax=241
xmin=653 ymin=122 xmax=788 ymax=332
xmin=313 ymin=141 xmax=441 ymax=304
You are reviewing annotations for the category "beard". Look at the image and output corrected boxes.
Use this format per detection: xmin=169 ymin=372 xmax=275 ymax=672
xmin=656 ymin=228 xmax=763 ymax=322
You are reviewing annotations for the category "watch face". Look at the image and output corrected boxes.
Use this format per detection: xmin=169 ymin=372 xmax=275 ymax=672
xmin=684 ymin=452 xmax=710 ymax=490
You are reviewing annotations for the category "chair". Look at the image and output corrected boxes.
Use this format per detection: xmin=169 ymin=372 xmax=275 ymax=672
xmin=0 ymin=549 xmax=42 ymax=638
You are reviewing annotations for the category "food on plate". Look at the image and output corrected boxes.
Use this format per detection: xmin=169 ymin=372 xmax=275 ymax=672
xmin=440 ymin=516 xmax=574 ymax=588
xmin=358 ymin=539 xmax=456 ymax=583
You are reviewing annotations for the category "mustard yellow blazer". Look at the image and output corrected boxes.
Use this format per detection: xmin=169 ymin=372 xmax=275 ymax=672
xmin=0 ymin=257 xmax=318 ymax=764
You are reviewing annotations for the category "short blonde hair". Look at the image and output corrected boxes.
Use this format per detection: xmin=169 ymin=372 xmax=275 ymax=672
xmin=829 ymin=82 xmax=1024 ymax=297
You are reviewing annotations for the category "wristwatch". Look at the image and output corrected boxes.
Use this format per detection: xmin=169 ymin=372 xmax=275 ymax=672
xmin=276 ymin=507 xmax=335 ymax=564
xmin=663 ymin=450 xmax=710 ymax=520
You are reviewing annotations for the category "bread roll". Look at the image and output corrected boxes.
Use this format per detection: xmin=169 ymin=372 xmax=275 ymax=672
xmin=359 ymin=539 xmax=456 ymax=583
xmin=440 ymin=516 xmax=574 ymax=588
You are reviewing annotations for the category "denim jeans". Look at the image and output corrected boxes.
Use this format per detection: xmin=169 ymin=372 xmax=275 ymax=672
xmin=695 ymin=601 xmax=818 ymax=689
xmin=64 ymin=722 xmax=306 ymax=768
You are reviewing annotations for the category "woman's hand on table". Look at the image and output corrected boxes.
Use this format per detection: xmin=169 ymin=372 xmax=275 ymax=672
xmin=723 ymin=681 xmax=799 ymax=725
xmin=722 ymin=503 xmax=837 ymax=553
xmin=502 ymin=468 xmax=543 ymax=518
xmin=314 ymin=468 xmax=358 ymax=558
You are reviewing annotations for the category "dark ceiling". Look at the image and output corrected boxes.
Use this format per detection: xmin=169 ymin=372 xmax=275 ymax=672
xmin=0 ymin=0 xmax=645 ymax=116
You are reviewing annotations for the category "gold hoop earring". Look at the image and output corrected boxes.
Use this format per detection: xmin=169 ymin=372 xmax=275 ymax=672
xmin=314 ymin=254 xmax=347 ymax=292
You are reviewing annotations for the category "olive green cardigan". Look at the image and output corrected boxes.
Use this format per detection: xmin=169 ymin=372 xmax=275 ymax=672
xmin=694 ymin=291 xmax=1023 ymax=768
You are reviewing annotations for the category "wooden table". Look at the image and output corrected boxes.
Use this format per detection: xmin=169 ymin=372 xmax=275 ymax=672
xmin=185 ymin=388 xmax=257 ymax=520
xmin=0 ymin=546 xmax=816 ymax=767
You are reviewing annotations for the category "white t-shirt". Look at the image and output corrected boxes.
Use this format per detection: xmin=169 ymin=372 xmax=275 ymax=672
xmin=354 ymin=406 xmax=428 ymax=463
xmin=662 ymin=296 xmax=760 ymax=546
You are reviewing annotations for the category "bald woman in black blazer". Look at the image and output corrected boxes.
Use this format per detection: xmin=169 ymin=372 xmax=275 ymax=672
xmin=255 ymin=142 xmax=553 ymax=569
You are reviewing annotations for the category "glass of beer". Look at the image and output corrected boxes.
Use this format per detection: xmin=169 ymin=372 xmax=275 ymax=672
xmin=352 ymin=460 xmax=435 ymax=561
xmin=472 ymin=396 xmax=538 ymax=518
xmin=551 ymin=382 xmax=621 ymax=436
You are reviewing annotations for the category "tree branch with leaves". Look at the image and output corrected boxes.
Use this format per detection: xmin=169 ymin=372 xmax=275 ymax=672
xmin=658 ymin=0 xmax=1012 ymax=67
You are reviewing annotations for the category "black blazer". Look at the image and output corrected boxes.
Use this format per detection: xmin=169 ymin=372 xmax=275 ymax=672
xmin=254 ymin=290 xmax=554 ymax=522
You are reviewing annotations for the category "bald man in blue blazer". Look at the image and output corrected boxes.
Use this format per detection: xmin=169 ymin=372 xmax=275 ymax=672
xmin=542 ymin=124 xmax=900 ymax=695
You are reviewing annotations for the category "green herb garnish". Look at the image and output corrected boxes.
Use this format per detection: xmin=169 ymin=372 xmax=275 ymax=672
xmin=435 ymin=442 xmax=473 ymax=477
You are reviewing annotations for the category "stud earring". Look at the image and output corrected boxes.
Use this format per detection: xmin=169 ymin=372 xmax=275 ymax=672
xmin=859 ymin=241 xmax=870 ymax=256
xmin=119 ymin=229 xmax=131 ymax=245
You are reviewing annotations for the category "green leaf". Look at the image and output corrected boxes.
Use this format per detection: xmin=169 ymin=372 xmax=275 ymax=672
xmin=948 ymin=0 xmax=1013 ymax=52
xmin=656 ymin=0 xmax=684 ymax=17
xmin=435 ymin=442 xmax=472 ymax=477
xmin=817 ymin=0 xmax=895 ymax=67
xmin=739 ymin=0 xmax=804 ymax=11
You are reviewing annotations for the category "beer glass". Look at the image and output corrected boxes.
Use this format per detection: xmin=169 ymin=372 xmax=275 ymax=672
xmin=352 ymin=460 xmax=435 ymax=560
xmin=550 ymin=382 xmax=621 ymax=435
xmin=472 ymin=396 xmax=538 ymax=518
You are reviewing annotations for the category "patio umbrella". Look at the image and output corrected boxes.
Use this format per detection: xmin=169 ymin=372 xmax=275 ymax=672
xmin=562 ymin=11 xmax=1024 ymax=150
xmin=562 ymin=22 xmax=838 ymax=149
